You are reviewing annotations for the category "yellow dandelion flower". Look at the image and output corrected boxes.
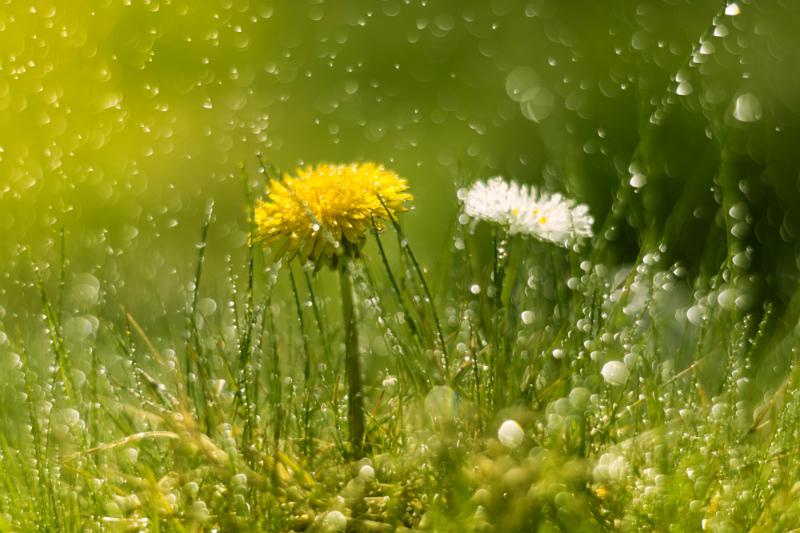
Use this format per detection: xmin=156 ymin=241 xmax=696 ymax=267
xmin=254 ymin=162 xmax=413 ymax=265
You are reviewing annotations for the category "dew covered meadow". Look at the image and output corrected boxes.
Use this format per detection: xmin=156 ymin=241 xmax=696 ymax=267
xmin=3 ymin=0 xmax=800 ymax=531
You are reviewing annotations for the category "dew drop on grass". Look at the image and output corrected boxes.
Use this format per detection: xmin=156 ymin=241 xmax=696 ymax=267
xmin=731 ymin=221 xmax=750 ymax=239
xmin=197 ymin=297 xmax=217 ymax=315
xmin=569 ymin=387 xmax=591 ymax=409
xmin=60 ymin=408 xmax=81 ymax=426
xmin=322 ymin=510 xmax=347 ymax=531
xmin=122 ymin=447 xmax=139 ymax=465
xmin=699 ymin=40 xmax=715 ymax=55
xmin=725 ymin=2 xmax=741 ymax=16
xmin=728 ymin=202 xmax=748 ymax=220
xmin=65 ymin=316 xmax=94 ymax=339
xmin=6 ymin=352 xmax=22 ymax=370
xmin=520 ymin=310 xmax=534 ymax=324
xmin=497 ymin=419 xmax=524 ymax=448
xmin=717 ymin=288 xmax=737 ymax=310
xmin=72 ymin=369 xmax=87 ymax=388
xmin=505 ymin=67 xmax=540 ymax=102
xmin=711 ymin=402 xmax=729 ymax=419
xmin=676 ymin=82 xmax=693 ymax=96
xmin=358 ymin=464 xmax=376 ymax=482
xmin=627 ymin=172 xmax=646 ymax=188
xmin=601 ymin=361 xmax=629 ymax=386
xmin=519 ymin=87 xmax=554 ymax=122
xmin=425 ymin=385 xmax=457 ymax=422
xmin=733 ymin=93 xmax=763 ymax=123
xmin=733 ymin=252 xmax=750 ymax=269
xmin=735 ymin=293 xmax=753 ymax=310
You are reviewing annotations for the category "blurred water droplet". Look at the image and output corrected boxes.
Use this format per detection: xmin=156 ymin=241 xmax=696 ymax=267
xmin=713 ymin=24 xmax=729 ymax=37
xmin=728 ymin=202 xmax=748 ymax=220
xmin=686 ymin=305 xmax=705 ymax=325
xmin=676 ymin=81 xmax=693 ymax=96
xmin=731 ymin=221 xmax=750 ymax=239
xmin=425 ymin=385 xmax=458 ymax=423
xmin=725 ymin=3 xmax=741 ymax=16
xmin=717 ymin=288 xmax=737 ymax=310
xmin=733 ymin=93 xmax=763 ymax=123
xmin=601 ymin=361 xmax=629 ymax=386
xmin=197 ymin=297 xmax=217 ymax=315
xmin=519 ymin=87 xmax=554 ymax=122
xmin=629 ymin=173 xmax=647 ymax=188
xmin=497 ymin=419 xmax=524 ymax=448
xmin=505 ymin=67 xmax=540 ymax=102
xmin=735 ymin=294 xmax=753 ymax=310
xmin=520 ymin=310 xmax=534 ymax=324
xmin=732 ymin=252 xmax=750 ymax=269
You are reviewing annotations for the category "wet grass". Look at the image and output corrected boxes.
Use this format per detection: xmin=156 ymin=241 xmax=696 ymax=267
xmin=3 ymin=3 xmax=800 ymax=529
xmin=3 ymin=183 xmax=800 ymax=532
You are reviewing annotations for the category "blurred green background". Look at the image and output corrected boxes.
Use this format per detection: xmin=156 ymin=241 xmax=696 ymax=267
xmin=3 ymin=0 xmax=800 ymax=327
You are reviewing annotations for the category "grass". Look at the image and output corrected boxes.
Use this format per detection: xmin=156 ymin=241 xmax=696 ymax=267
xmin=2 ymin=3 xmax=800 ymax=529
xmin=3 ymin=168 xmax=800 ymax=533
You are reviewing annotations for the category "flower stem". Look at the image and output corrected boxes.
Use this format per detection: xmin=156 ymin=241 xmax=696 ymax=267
xmin=339 ymin=260 xmax=365 ymax=457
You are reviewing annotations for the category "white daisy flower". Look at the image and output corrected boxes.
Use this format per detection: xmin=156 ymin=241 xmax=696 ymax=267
xmin=460 ymin=177 xmax=594 ymax=247
xmin=459 ymin=177 xmax=528 ymax=226
xmin=511 ymin=192 xmax=594 ymax=246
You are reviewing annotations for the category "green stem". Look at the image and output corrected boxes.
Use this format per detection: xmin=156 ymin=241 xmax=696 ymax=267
xmin=491 ymin=231 xmax=510 ymax=407
xmin=289 ymin=266 xmax=313 ymax=458
xmin=377 ymin=195 xmax=449 ymax=376
xmin=500 ymin=237 xmax=522 ymax=402
xmin=339 ymin=260 xmax=365 ymax=457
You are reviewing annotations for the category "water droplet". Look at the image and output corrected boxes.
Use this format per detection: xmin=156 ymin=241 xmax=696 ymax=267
xmin=713 ymin=24 xmax=729 ymax=37
xmin=699 ymin=40 xmax=715 ymax=55
xmin=732 ymin=252 xmax=750 ymax=269
xmin=731 ymin=221 xmax=750 ymax=239
xmin=629 ymin=173 xmax=647 ymax=188
xmin=687 ymin=305 xmax=705 ymax=325
xmin=733 ymin=93 xmax=763 ymax=123
xmin=735 ymin=294 xmax=753 ymax=310
xmin=497 ymin=419 xmax=524 ymax=448
xmin=322 ymin=510 xmax=347 ymax=531
xmin=519 ymin=87 xmax=554 ymax=122
xmin=520 ymin=310 xmax=534 ymax=324
xmin=197 ymin=297 xmax=217 ymax=315
xmin=505 ymin=67 xmax=540 ymax=102
xmin=724 ymin=3 xmax=741 ymax=16
xmin=676 ymin=81 xmax=693 ymax=96
xmin=717 ymin=288 xmax=737 ymax=310
xmin=728 ymin=202 xmax=748 ymax=220
xmin=601 ymin=361 xmax=629 ymax=386
xmin=425 ymin=386 xmax=458 ymax=422
xmin=358 ymin=464 xmax=376 ymax=482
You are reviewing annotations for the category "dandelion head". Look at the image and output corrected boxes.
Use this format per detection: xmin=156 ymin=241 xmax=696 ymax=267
xmin=254 ymin=162 xmax=413 ymax=266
